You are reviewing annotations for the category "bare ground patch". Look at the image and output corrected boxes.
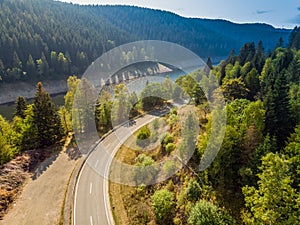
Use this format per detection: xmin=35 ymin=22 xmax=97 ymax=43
xmin=0 ymin=135 xmax=80 ymax=225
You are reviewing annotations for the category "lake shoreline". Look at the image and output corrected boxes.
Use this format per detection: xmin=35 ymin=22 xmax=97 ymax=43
xmin=0 ymin=80 xmax=68 ymax=105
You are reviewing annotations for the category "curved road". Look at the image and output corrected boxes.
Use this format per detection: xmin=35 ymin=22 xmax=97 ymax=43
xmin=74 ymin=111 xmax=168 ymax=225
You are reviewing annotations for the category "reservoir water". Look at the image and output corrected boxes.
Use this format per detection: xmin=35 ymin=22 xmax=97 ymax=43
xmin=0 ymin=69 xmax=190 ymax=120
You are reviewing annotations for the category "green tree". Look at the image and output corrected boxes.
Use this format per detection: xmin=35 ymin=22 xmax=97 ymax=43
xmin=253 ymin=40 xmax=265 ymax=72
xmin=112 ymin=84 xmax=131 ymax=124
xmin=58 ymin=106 xmax=72 ymax=134
xmin=192 ymin=83 xmax=206 ymax=105
xmin=224 ymin=61 xmax=241 ymax=81
xmin=287 ymin=50 xmax=300 ymax=83
xmin=288 ymin=26 xmax=300 ymax=49
xmin=72 ymin=78 xmax=95 ymax=133
xmin=36 ymin=53 xmax=49 ymax=78
xmin=65 ymin=75 xmax=81 ymax=113
xmin=283 ymin=125 xmax=300 ymax=188
xmin=141 ymin=82 xmax=167 ymax=110
xmin=26 ymin=54 xmax=36 ymax=78
xmin=165 ymin=142 xmax=175 ymax=154
xmin=134 ymin=154 xmax=157 ymax=185
xmin=289 ymin=83 xmax=300 ymax=124
xmin=240 ymin=61 xmax=252 ymax=79
xmin=151 ymin=189 xmax=175 ymax=224
xmin=204 ymin=57 xmax=213 ymax=76
xmin=33 ymin=82 xmax=63 ymax=147
xmin=136 ymin=125 xmax=151 ymax=147
xmin=13 ymin=96 xmax=27 ymax=119
xmin=264 ymin=69 xmax=294 ymax=147
xmin=12 ymin=51 xmax=22 ymax=69
xmin=95 ymin=100 xmax=112 ymax=135
xmin=245 ymin=68 xmax=260 ymax=100
xmin=188 ymin=200 xmax=233 ymax=225
xmin=0 ymin=115 xmax=15 ymax=165
xmin=161 ymin=133 xmax=174 ymax=150
xmin=0 ymin=132 xmax=13 ymax=165
xmin=243 ymin=153 xmax=300 ymax=224
xmin=57 ymin=52 xmax=70 ymax=75
xmin=221 ymin=77 xmax=249 ymax=101
xmin=185 ymin=179 xmax=202 ymax=202
xmin=238 ymin=42 xmax=255 ymax=65
xmin=13 ymin=104 xmax=39 ymax=150
xmin=162 ymin=76 xmax=174 ymax=99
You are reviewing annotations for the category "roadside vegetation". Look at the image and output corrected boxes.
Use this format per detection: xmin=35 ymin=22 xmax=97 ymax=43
xmin=110 ymin=31 xmax=300 ymax=225
xmin=0 ymin=23 xmax=300 ymax=225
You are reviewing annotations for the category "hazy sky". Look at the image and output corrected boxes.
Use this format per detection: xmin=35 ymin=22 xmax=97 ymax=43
xmin=62 ymin=0 xmax=300 ymax=29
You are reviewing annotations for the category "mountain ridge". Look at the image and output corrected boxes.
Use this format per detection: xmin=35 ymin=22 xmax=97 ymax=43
xmin=0 ymin=0 xmax=291 ymax=84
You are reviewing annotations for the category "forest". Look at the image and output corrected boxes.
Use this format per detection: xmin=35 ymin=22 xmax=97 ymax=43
xmin=105 ymin=28 xmax=300 ymax=224
xmin=0 ymin=26 xmax=299 ymax=224
xmin=0 ymin=0 xmax=300 ymax=223
xmin=0 ymin=0 xmax=291 ymax=84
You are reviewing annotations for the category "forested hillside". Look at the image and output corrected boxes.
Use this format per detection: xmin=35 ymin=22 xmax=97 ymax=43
xmin=107 ymin=31 xmax=300 ymax=224
xmin=0 ymin=0 xmax=133 ymax=83
xmin=0 ymin=14 xmax=299 ymax=223
xmin=0 ymin=0 xmax=291 ymax=84
xmin=96 ymin=6 xmax=290 ymax=56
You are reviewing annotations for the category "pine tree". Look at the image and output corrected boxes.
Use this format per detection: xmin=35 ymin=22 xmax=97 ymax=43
xmin=238 ymin=42 xmax=255 ymax=65
xmin=264 ymin=70 xmax=294 ymax=148
xmin=36 ymin=52 xmax=49 ymax=78
xmin=12 ymin=51 xmax=22 ymax=69
xmin=14 ymin=96 xmax=27 ymax=119
xmin=288 ymin=26 xmax=300 ymax=49
xmin=26 ymin=54 xmax=36 ymax=79
xmin=245 ymin=68 xmax=260 ymax=100
xmin=33 ymin=82 xmax=63 ymax=147
xmin=253 ymin=40 xmax=265 ymax=73
xmin=204 ymin=57 xmax=213 ymax=76
xmin=243 ymin=153 xmax=300 ymax=224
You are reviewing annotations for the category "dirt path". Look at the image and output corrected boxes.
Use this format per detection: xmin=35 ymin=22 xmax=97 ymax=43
xmin=0 ymin=140 xmax=80 ymax=225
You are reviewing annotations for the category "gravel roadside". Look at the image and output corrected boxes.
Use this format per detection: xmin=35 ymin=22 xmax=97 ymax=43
xmin=0 ymin=141 xmax=81 ymax=225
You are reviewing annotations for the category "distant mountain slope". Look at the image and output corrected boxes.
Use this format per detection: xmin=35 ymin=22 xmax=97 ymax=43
xmin=0 ymin=0 xmax=291 ymax=84
xmin=289 ymin=26 xmax=300 ymax=49
xmin=97 ymin=6 xmax=290 ymax=57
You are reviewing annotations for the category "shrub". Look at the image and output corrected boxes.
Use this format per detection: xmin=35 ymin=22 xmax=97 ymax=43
xmin=136 ymin=126 xmax=151 ymax=147
xmin=188 ymin=200 xmax=233 ymax=225
xmin=185 ymin=180 xmax=201 ymax=202
xmin=151 ymin=189 xmax=175 ymax=224
xmin=165 ymin=142 xmax=176 ymax=153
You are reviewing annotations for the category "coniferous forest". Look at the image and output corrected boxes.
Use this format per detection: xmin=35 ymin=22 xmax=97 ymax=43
xmin=0 ymin=0 xmax=291 ymax=83
xmin=0 ymin=0 xmax=299 ymax=224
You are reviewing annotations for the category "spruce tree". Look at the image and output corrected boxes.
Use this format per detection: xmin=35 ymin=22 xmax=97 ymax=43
xmin=204 ymin=57 xmax=213 ymax=76
xmin=253 ymin=40 xmax=265 ymax=73
xmin=14 ymin=96 xmax=27 ymax=119
xmin=33 ymin=82 xmax=63 ymax=147
xmin=264 ymin=70 xmax=294 ymax=148
xmin=26 ymin=54 xmax=36 ymax=79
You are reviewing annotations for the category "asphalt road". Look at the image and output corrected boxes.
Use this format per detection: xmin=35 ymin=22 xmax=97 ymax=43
xmin=73 ymin=112 xmax=166 ymax=225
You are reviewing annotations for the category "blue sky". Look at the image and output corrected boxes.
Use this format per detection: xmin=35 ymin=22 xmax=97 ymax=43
xmin=62 ymin=0 xmax=300 ymax=29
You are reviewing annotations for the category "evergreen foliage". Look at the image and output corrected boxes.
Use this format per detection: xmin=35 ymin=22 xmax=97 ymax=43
xmin=33 ymin=82 xmax=63 ymax=147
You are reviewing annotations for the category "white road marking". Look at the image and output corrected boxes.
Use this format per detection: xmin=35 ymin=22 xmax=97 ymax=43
xmin=90 ymin=182 xmax=93 ymax=194
xmin=74 ymin=157 xmax=87 ymax=225
xmin=75 ymin=114 xmax=161 ymax=225
xmin=95 ymin=160 xmax=99 ymax=167
xmin=90 ymin=216 xmax=93 ymax=225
